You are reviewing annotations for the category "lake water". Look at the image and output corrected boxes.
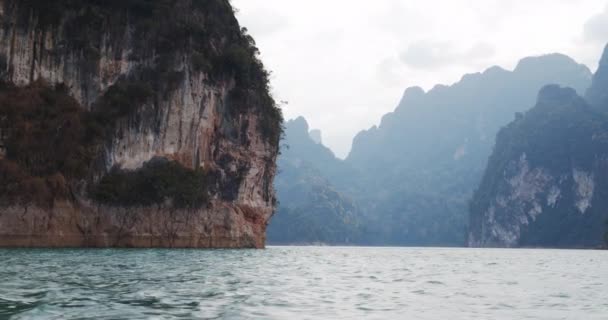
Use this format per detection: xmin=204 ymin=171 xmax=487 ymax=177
xmin=0 ymin=247 xmax=606 ymax=319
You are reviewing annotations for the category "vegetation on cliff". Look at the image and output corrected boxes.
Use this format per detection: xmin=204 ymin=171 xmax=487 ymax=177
xmin=0 ymin=82 xmax=96 ymax=208
xmin=91 ymin=158 xmax=209 ymax=209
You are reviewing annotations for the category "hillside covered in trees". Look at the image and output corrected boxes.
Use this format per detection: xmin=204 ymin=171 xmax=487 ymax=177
xmin=469 ymin=45 xmax=608 ymax=248
xmin=273 ymin=54 xmax=594 ymax=246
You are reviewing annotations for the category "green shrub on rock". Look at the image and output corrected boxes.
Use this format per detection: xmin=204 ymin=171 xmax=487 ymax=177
xmin=91 ymin=158 xmax=209 ymax=209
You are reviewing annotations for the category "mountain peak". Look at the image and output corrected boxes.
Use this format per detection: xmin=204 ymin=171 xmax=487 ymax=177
xmin=403 ymin=86 xmax=425 ymax=98
xmin=537 ymin=85 xmax=579 ymax=105
xmin=396 ymin=86 xmax=425 ymax=110
xmin=514 ymin=53 xmax=580 ymax=73
xmin=287 ymin=116 xmax=310 ymax=134
xmin=483 ymin=66 xmax=508 ymax=75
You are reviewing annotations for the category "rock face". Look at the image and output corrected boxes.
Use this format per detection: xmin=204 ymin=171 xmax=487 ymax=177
xmin=468 ymin=84 xmax=608 ymax=248
xmin=0 ymin=1 xmax=282 ymax=248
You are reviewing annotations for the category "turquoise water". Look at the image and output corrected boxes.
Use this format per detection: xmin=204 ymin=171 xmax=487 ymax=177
xmin=0 ymin=247 xmax=606 ymax=319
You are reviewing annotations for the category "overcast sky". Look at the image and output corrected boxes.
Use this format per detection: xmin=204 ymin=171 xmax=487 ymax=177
xmin=232 ymin=0 xmax=608 ymax=158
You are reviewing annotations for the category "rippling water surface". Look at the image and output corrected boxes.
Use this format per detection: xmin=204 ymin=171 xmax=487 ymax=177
xmin=0 ymin=247 xmax=607 ymax=319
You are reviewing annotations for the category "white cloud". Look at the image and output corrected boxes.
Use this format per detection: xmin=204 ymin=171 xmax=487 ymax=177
xmin=584 ymin=5 xmax=608 ymax=44
xmin=376 ymin=57 xmax=406 ymax=87
xmin=399 ymin=41 xmax=495 ymax=70
xmin=233 ymin=0 xmax=607 ymax=158
xmin=399 ymin=41 xmax=453 ymax=69
xmin=235 ymin=5 xmax=288 ymax=37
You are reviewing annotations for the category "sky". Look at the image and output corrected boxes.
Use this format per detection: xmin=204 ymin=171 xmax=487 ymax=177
xmin=232 ymin=0 xmax=608 ymax=158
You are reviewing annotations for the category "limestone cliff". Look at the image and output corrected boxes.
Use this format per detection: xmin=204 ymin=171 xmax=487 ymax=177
xmin=0 ymin=0 xmax=282 ymax=248
xmin=468 ymin=85 xmax=608 ymax=248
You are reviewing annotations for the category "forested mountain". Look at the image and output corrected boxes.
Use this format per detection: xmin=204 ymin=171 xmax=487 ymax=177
xmin=343 ymin=54 xmax=592 ymax=246
xmin=268 ymin=118 xmax=360 ymax=244
xmin=270 ymin=54 xmax=593 ymax=246
xmin=469 ymin=45 xmax=608 ymax=248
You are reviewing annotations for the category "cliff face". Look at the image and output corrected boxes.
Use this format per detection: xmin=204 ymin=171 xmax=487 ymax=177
xmin=468 ymin=85 xmax=608 ymax=248
xmin=0 ymin=0 xmax=282 ymax=248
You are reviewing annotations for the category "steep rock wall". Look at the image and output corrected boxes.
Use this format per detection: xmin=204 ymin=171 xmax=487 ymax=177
xmin=0 ymin=0 xmax=280 ymax=248
xmin=468 ymin=86 xmax=608 ymax=248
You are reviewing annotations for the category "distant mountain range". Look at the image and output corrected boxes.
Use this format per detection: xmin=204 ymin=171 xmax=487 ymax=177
xmin=268 ymin=50 xmax=608 ymax=248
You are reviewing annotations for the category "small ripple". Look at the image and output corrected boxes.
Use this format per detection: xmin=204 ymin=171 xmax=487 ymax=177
xmin=0 ymin=247 xmax=607 ymax=319
xmin=119 ymin=297 xmax=161 ymax=307
xmin=200 ymin=291 xmax=223 ymax=299
xmin=0 ymin=298 xmax=38 ymax=318
xmin=488 ymin=303 xmax=515 ymax=310
xmin=21 ymin=291 xmax=47 ymax=299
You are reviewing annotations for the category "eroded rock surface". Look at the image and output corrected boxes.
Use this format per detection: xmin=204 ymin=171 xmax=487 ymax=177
xmin=0 ymin=0 xmax=281 ymax=248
